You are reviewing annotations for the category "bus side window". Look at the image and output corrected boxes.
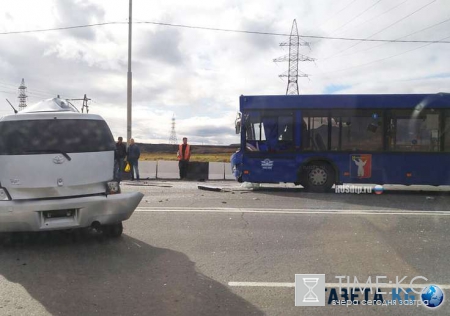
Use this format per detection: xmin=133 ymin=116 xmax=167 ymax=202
xmin=341 ymin=116 xmax=383 ymax=151
xmin=444 ymin=112 xmax=450 ymax=151
xmin=302 ymin=119 xmax=310 ymax=149
xmin=276 ymin=116 xmax=295 ymax=151
xmin=391 ymin=111 xmax=440 ymax=152
xmin=302 ymin=115 xmax=328 ymax=151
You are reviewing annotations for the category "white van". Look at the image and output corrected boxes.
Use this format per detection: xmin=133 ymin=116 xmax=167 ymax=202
xmin=0 ymin=98 xmax=143 ymax=237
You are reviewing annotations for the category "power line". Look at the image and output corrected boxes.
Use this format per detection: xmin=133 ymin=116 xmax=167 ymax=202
xmin=0 ymin=21 xmax=125 ymax=35
xmin=321 ymin=0 xmax=437 ymax=60
xmin=0 ymin=90 xmax=16 ymax=95
xmin=28 ymin=91 xmax=55 ymax=98
xmin=1 ymin=20 xmax=450 ymax=44
xmin=26 ymin=86 xmax=59 ymax=95
xmin=0 ymin=81 xmax=59 ymax=98
xmin=315 ymin=33 xmax=450 ymax=76
xmin=319 ymin=16 xmax=450 ymax=61
xmin=317 ymin=0 xmax=359 ymax=28
xmin=362 ymin=0 xmax=436 ymax=39
xmin=329 ymin=0 xmax=384 ymax=35
xmin=135 ymin=21 xmax=450 ymax=44
xmin=335 ymin=0 xmax=410 ymax=36
xmin=0 ymin=82 xmax=18 ymax=89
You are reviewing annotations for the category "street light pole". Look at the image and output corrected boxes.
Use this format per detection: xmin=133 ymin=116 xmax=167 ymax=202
xmin=127 ymin=0 xmax=132 ymax=144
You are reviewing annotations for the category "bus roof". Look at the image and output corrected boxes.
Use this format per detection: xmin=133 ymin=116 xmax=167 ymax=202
xmin=240 ymin=93 xmax=450 ymax=111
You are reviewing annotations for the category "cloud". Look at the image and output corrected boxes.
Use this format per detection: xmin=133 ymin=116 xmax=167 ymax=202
xmin=240 ymin=18 xmax=280 ymax=50
xmin=137 ymin=28 xmax=183 ymax=65
xmin=1 ymin=0 xmax=450 ymax=144
xmin=53 ymin=0 xmax=105 ymax=41
xmin=189 ymin=125 xmax=235 ymax=137
xmin=4 ymin=12 xmax=13 ymax=21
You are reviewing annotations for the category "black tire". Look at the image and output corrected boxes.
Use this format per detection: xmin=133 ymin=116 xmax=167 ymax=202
xmin=103 ymin=222 xmax=123 ymax=238
xmin=301 ymin=162 xmax=336 ymax=193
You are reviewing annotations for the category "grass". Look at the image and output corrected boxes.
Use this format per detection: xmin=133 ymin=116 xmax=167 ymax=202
xmin=140 ymin=152 xmax=233 ymax=162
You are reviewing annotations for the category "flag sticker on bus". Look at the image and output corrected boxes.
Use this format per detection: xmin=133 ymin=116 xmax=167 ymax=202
xmin=350 ymin=154 xmax=372 ymax=178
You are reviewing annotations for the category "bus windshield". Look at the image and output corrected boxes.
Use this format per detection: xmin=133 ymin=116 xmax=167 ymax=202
xmin=244 ymin=112 xmax=295 ymax=152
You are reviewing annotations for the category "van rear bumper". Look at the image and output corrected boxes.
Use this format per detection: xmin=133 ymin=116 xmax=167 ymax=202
xmin=0 ymin=192 xmax=144 ymax=232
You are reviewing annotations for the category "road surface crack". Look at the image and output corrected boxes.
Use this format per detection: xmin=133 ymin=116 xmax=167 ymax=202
xmin=241 ymin=212 xmax=258 ymax=256
xmin=241 ymin=212 xmax=249 ymax=230
xmin=228 ymin=213 xmax=264 ymax=279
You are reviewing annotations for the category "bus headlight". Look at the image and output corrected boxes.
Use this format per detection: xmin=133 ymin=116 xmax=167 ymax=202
xmin=0 ymin=188 xmax=11 ymax=201
xmin=106 ymin=181 xmax=121 ymax=195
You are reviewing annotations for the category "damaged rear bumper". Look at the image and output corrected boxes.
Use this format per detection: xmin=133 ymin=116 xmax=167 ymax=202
xmin=0 ymin=192 xmax=144 ymax=232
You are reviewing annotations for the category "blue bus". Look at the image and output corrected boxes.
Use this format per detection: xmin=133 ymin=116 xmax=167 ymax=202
xmin=231 ymin=93 xmax=450 ymax=192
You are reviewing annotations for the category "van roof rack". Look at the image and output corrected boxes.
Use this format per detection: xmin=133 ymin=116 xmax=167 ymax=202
xmin=20 ymin=98 xmax=80 ymax=113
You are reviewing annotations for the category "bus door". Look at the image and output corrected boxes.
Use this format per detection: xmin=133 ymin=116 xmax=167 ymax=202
xmin=242 ymin=111 xmax=297 ymax=183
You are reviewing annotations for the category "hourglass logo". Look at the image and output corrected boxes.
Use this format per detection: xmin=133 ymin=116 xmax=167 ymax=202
xmin=295 ymin=274 xmax=325 ymax=306
xmin=303 ymin=278 xmax=319 ymax=302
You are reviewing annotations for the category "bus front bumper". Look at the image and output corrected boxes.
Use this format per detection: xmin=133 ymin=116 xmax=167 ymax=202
xmin=0 ymin=192 xmax=144 ymax=232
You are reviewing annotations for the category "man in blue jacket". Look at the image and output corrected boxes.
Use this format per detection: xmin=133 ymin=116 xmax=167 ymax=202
xmin=127 ymin=138 xmax=140 ymax=181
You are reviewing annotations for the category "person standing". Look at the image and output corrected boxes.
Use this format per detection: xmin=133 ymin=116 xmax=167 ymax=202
xmin=114 ymin=137 xmax=127 ymax=182
xmin=177 ymin=137 xmax=191 ymax=180
xmin=127 ymin=138 xmax=140 ymax=181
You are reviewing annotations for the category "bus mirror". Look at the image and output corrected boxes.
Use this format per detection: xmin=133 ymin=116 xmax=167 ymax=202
xmin=235 ymin=113 xmax=242 ymax=134
xmin=235 ymin=120 xmax=241 ymax=134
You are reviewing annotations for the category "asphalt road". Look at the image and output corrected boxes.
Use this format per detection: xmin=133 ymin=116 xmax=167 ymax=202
xmin=1 ymin=180 xmax=450 ymax=316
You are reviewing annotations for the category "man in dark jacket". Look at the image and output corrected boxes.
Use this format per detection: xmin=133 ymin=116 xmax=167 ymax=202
xmin=127 ymin=138 xmax=140 ymax=181
xmin=114 ymin=137 xmax=127 ymax=182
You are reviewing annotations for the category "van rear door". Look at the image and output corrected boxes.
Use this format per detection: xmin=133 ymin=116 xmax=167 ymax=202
xmin=0 ymin=115 xmax=115 ymax=200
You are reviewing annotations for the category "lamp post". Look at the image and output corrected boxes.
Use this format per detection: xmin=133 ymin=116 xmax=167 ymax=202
xmin=127 ymin=0 xmax=133 ymax=144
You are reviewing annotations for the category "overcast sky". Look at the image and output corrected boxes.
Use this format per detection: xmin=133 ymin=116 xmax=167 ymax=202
xmin=1 ymin=0 xmax=450 ymax=145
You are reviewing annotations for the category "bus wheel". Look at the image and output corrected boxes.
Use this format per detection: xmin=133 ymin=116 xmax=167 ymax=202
xmin=302 ymin=162 xmax=335 ymax=193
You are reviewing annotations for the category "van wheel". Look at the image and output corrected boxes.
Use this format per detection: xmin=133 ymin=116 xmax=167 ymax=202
xmin=103 ymin=222 xmax=123 ymax=238
xmin=301 ymin=162 xmax=335 ymax=193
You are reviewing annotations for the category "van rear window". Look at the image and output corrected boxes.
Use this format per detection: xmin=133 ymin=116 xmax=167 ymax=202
xmin=0 ymin=119 xmax=115 ymax=155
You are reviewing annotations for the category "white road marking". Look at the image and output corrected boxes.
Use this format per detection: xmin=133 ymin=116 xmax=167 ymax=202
xmin=136 ymin=207 xmax=450 ymax=216
xmin=229 ymin=282 xmax=295 ymax=287
xmin=228 ymin=282 xmax=450 ymax=290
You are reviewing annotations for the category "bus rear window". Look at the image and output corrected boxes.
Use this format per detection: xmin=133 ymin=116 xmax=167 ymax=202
xmin=0 ymin=119 xmax=115 ymax=155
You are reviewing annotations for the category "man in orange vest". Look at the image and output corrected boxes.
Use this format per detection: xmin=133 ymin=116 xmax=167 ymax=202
xmin=177 ymin=137 xmax=191 ymax=179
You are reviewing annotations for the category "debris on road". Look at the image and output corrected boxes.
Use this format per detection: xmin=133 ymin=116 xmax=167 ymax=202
xmin=198 ymin=185 xmax=223 ymax=192
xmin=122 ymin=181 xmax=173 ymax=188
xmin=198 ymin=183 xmax=261 ymax=193
xmin=241 ymin=182 xmax=261 ymax=189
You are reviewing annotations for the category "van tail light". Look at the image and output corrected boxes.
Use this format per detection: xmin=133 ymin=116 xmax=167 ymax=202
xmin=0 ymin=187 xmax=11 ymax=201
xmin=106 ymin=181 xmax=121 ymax=195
